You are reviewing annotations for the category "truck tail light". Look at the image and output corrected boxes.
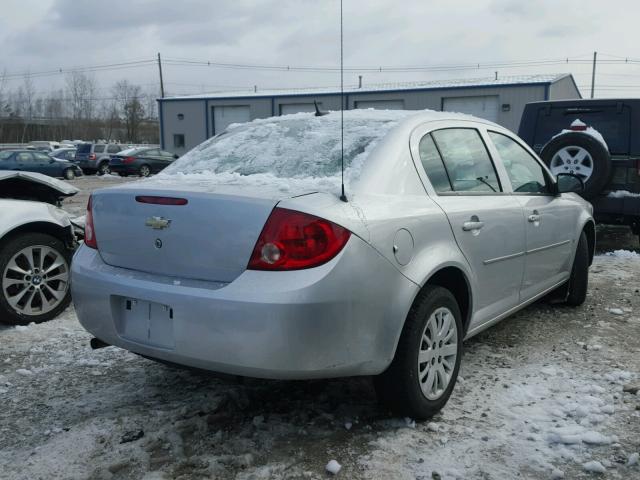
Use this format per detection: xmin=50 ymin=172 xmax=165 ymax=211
xmin=248 ymin=208 xmax=351 ymax=271
xmin=89 ymin=153 xmax=96 ymax=160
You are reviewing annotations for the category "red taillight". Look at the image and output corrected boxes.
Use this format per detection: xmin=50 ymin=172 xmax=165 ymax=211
xmin=123 ymin=156 xmax=135 ymax=164
xmin=84 ymin=196 xmax=98 ymax=249
xmin=248 ymin=208 xmax=351 ymax=271
xmin=135 ymin=196 xmax=188 ymax=205
xmin=89 ymin=153 xmax=96 ymax=160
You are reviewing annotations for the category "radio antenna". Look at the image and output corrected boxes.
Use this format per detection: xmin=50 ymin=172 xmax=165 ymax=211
xmin=339 ymin=0 xmax=347 ymax=202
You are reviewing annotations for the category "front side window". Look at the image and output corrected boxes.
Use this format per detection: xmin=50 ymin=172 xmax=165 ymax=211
xmin=17 ymin=153 xmax=33 ymax=163
xmin=489 ymin=132 xmax=549 ymax=194
xmin=431 ymin=128 xmax=501 ymax=193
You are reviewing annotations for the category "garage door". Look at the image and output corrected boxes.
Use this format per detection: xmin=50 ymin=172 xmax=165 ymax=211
xmin=279 ymin=103 xmax=320 ymax=115
xmin=212 ymin=105 xmax=251 ymax=134
xmin=442 ymin=96 xmax=499 ymax=122
xmin=354 ymin=99 xmax=404 ymax=110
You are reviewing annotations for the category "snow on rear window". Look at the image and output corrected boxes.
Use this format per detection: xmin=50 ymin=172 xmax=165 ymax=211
xmin=159 ymin=110 xmax=413 ymax=191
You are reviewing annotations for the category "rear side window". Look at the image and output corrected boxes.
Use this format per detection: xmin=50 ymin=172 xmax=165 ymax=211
xmin=93 ymin=145 xmax=106 ymax=153
xmin=76 ymin=144 xmax=91 ymax=154
xmin=489 ymin=132 xmax=549 ymax=194
xmin=533 ymin=105 xmax=631 ymax=155
xmin=431 ymin=128 xmax=502 ymax=193
xmin=418 ymin=134 xmax=452 ymax=192
xmin=0 ymin=151 xmax=13 ymax=160
xmin=107 ymin=144 xmax=121 ymax=153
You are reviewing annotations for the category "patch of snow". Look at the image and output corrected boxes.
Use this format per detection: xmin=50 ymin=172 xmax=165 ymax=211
xmin=582 ymin=460 xmax=606 ymax=473
xmin=16 ymin=369 xmax=33 ymax=376
xmin=605 ymin=249 xmax=640 ymax=259
xmin=325 ymin=459 xmax=341 ymax=475
xmin=14 ymin=325 xmax=28 ymax=332
xmin=628 ymin=452 xmax=639 ymax=466
xmin=344 ymin=422 xmax=352 ymax=430
xmin=551 ymin=468 xmax=564 ymax=479
xmin=607 ymin=190 xmax=640 ymax=199
xmin=551 ymin=119 xmax=609 ymax=151
xmin=608 ymin=308 xmax=624 ymax=315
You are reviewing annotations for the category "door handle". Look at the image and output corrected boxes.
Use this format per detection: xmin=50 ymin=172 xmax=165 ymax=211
xmin=528 ymin=210 xmax=540 ymax=223
xmin=462 ymin=221 xmax=485 ymax=231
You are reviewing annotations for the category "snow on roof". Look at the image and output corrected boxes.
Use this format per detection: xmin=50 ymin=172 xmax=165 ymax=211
xmin=162 ymin=74 xmax=572 ymax=101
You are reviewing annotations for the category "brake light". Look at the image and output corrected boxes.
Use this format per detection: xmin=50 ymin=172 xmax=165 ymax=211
xmin=84 ymin=196 xmax=98 ymax=249
xmin=136 ymin=196 xmax=188 ymax=205
xmin=123 ymin=156 xmax=135 ymax=164
xmin=248 ymin=208 xmax=351 ymax=271
xmin=89 ymin=153 xmax=96 ymax=160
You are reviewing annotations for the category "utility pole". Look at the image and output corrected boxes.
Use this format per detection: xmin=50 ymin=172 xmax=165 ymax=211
xmin=590 ymin=51 xmax=597 ymax=99
xmin=157 ymin=52 xmax=165 ymax=98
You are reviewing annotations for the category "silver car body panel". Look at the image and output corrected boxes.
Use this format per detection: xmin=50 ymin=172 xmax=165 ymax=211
xmin=0 ymin=199 xmax=73 ymax=240
xmin=72 ymin=111 xmax=594 ymax=379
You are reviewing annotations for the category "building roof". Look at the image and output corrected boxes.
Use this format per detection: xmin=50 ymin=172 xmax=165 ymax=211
xmin=161 ymin=74 xmax=574 ymax=101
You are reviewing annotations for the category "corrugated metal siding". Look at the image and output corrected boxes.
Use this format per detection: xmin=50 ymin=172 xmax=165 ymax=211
xmin=548 ymin=76 xmax=582 ymax=101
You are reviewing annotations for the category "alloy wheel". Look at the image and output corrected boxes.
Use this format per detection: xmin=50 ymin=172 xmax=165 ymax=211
xmin=417 ymin=307 xmax=458 ymax=400
xmin=1 ymin=245 xmax=70 ymax=316
xmin=140 ymin=165 xmax=150 ymax=177
xmin=549 ymin=146 xmax=594 ymax=183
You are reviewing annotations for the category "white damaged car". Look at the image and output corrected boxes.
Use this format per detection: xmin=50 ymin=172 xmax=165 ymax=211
xmin=0 ymin=171 xmax=78 ymax=325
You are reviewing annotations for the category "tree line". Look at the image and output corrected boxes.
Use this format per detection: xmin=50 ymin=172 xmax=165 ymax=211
xmin=0 ymin=71 xmax=159 ymax=144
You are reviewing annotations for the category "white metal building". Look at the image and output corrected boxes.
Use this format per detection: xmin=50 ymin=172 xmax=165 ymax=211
xmin=158 ymin=74 xmax=580 ymax=154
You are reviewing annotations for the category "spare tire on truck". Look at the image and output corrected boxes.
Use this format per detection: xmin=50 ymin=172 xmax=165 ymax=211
xmin=540 ymin=132 xmax=611 ymax=200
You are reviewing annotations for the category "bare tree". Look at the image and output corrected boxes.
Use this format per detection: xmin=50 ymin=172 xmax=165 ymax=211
xmin=20 ymin=73 xmax=35 ymax=142
xmin=113 ymin=80 xmax=145 ymax=142
xmin=65 ymin=71 xmax=96 ymax=138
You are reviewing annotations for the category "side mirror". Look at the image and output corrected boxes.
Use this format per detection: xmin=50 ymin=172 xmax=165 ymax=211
xmin=556 ymin=173 xmax=584 ymax=194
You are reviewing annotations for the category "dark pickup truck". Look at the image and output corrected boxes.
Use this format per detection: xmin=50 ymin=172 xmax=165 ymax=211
xmin=519 ymin=99 xmax=640 ymax=243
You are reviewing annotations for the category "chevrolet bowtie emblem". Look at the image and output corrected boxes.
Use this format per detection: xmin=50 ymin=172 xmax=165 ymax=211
xmin=145 ymin=216 xmax=171 ymax=230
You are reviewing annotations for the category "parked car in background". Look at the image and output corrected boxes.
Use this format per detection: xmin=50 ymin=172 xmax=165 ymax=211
xmin=73 ymin=110 xmax=594 ymax=419
xmin=0 ymin=149 xmax=83 ymax=180
xmin=49 ymin=147 xmax=77 ymax=162
xmin=0 ymin=171 xmax=77 ymax=325
xmin=75 ymin=143 xmax=124 ymax=175
xmin=519 ymin=99 xmax=640 ymax=243
xmin=28 ymin=141 xmax=61 ymax=152
xmin=109 ymin=147 xmax=178 ymax=177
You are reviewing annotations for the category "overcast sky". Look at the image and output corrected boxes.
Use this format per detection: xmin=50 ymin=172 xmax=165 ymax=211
xmin=1 ymin=0 xmax=639 ymax=98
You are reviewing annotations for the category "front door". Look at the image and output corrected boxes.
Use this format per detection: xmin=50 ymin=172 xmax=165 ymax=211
xmin=415 ymin=128 xmax=526 ymax=326
xmin=487 ymin=131 xmax=574 ymax=300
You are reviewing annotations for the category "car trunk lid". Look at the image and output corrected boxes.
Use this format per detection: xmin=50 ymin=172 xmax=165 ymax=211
xmin=91 ymin=182 xmax=293 ymax=283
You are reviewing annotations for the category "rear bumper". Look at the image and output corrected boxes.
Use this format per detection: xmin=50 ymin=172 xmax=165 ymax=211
xmin=71 ymin=238 xmax=418 ymax=379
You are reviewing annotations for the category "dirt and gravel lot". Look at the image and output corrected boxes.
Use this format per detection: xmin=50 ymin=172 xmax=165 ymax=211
xmin=0 ymin=176 xmax=638 ymax=480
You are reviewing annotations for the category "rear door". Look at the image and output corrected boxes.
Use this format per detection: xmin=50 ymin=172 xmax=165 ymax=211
xmin=487 ymin=131 xmax=575 ymax=299
xmin=412 ymin=126 xmax=526 ymax=326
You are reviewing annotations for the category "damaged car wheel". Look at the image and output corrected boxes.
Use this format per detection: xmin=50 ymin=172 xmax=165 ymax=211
xmin=0 ymin=233 xmax=72 ymax=325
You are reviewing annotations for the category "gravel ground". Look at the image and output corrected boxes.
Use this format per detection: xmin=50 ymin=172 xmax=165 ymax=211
xmin=0 ymin=176 xmax=638 ymax=479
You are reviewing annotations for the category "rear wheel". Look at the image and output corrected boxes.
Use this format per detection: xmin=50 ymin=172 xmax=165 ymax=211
xmin=63 ymin=168 xmax=75 ymax=180
xmin=97 ymin=162 xmax=110 ymax=175
xmin=139 ymin=165 xmax=151 ymax=177
xmin=374 ymin=286 xmax=463 ymax=420
xmin=0 ymin=233 xmax=72 ymax=325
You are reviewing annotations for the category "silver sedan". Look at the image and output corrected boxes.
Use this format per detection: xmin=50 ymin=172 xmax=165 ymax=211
xmin=72 ymin=110 xmax=594 ymax=419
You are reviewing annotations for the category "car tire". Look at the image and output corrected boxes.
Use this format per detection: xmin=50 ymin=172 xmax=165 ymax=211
xmin=97 ymin=162 xmax=110 ymax=176
xmin=564 ymin=231 xmax=589 ymax=306
xmin=63 ymin=168 xmax=75 ymax=180
xmin=374 ymin=286 xmax=463 ymax=420
xmin=0 ymin=233 xmax=72 ymax=325
xmin=139 ymin=165 xmax=151 ymax=177
xmin=540 ymin=132 xmax=611 ymax=200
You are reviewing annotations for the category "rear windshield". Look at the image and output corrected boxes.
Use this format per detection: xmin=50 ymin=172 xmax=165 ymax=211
xmin=162 ymin=111 xmax=411 ymax=185
xmin=76 ymin=143 xmax=92 ymax=154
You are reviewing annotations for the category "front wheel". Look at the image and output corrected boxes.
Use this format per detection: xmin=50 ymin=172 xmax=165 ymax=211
xmin=63 ymin=168 xmax=75 ymax=180
xmin=0 ymin=233 xmax=72 ymax=325
xmin=564 ymin=232 xmax=589 ymax=306
xmin=374 ymin=286 xmax=463 ymax=420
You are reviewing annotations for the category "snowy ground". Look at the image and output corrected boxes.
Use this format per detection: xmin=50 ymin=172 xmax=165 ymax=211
xmin=0 ymin=177 xmax=639 ymax=479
